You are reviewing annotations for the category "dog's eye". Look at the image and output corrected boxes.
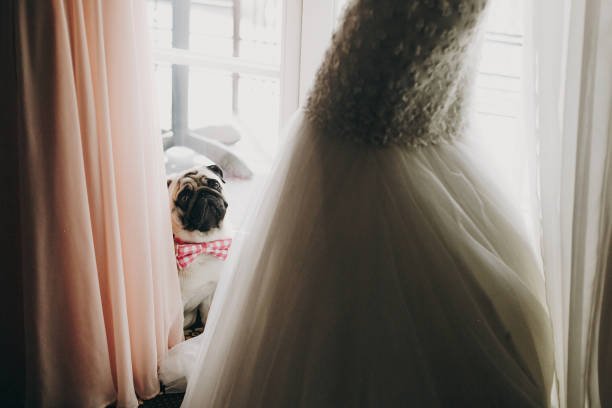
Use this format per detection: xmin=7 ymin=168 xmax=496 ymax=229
xmin=207 ymin=179 xmax=221 ymax=190
xmin=177 ymin=188 xmax=192 ymax=203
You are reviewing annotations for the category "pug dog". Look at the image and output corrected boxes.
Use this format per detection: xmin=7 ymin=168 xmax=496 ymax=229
xmin=167 ymin=164 xmax=232 ymax=328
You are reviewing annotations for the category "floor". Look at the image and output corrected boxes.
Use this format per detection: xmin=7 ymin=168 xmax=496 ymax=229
xmin=141 ymin=392 xmax=184 ymax=408
xmin=119 ymin=320 xmax=205 ymax=408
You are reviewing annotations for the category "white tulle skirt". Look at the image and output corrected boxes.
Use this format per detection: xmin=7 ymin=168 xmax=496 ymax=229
xmin=160 ymin=110 xmax=555 ymax=407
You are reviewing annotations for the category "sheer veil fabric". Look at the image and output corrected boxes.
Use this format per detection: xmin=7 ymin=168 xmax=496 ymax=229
xmin=176 ymin=112 xmax=556 ymax=407
xmin=530 ymin=0 xmax=612 ymax=406
xmin=161 ymin=1 xmax=556 ymax=406
xmin=5 ymin=1 xmax=184 ymax=406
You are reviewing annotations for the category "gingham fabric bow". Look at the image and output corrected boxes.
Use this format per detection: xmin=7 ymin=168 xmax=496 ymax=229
xmin=174 ymin=237 xmax=232 ymax=270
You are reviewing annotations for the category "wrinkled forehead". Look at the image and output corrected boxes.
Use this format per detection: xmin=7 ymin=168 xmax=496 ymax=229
xmin=173 ymin=167 xmax=221 ymax=190
xmin=176 ymin=167 xmax=220 ymax=187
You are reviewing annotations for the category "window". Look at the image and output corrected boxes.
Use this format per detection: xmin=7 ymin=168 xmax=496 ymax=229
xmin=147 ymin=0 xmax=283 ymax=226
xmin=474 ymin=0 xmax=528 ymax=203
xmin=148 ymin=0 xmax=532 ymax=233
xmin=473 ymin=0 xmax=536 ymax=241
xmin=147 ymin=0 xmax=282 ymax=176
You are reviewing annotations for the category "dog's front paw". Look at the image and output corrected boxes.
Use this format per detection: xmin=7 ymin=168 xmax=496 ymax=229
xmin=183 ymin=309 xmax=197 ymax=329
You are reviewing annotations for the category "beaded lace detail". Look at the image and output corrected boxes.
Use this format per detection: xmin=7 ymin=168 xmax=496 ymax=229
xmin=305 ymin=0 xmax=489 ymax=147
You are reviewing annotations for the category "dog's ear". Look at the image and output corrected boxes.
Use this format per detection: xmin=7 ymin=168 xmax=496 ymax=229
xmin=167 ymin=177 xmax=173 ymax=188
xmin=207 ymin=164 xmax=225 ymax=183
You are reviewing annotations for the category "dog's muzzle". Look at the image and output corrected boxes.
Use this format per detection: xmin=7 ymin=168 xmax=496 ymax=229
xmin=178 ymin=187 xmax=228 ymax=232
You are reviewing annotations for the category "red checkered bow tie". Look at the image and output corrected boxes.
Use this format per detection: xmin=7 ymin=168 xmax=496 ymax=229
xmin=174 ymin=237 xmax=233 ymax=270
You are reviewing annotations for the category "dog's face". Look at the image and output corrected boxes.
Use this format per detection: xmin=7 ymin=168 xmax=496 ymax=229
xmin=168 ymin=165 xmax=228 ymax=241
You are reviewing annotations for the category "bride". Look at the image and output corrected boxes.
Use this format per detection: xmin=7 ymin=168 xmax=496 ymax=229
xmin=161 ymin=0 xmax=555 ymax=406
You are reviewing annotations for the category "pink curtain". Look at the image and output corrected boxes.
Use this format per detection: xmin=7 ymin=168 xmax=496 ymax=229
xmin=2 ymin=0 xmax=184 ymax=406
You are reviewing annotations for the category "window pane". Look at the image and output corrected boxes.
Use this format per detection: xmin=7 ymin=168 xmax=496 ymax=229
xmin=190 ymin=2 xmax=234 ymax=56
xmin=188 ymin=68 xmax=233 ymax=129
xmin=147 ymin=0 xmax=173 ymax=49
xmin=147 ymin=0 xmax=283 ymax=168
xmin=186 ymin=70 xmax=280 ymax=158
xmin=237 ymin=74 xmax=280 ymax=158
xmin=239 ymin=0 xmax=282 ymax=65
xmin=185 ymin=0 xmax=283 ymax=64
xmin=472 ymin=0 xmax=535 ymax=239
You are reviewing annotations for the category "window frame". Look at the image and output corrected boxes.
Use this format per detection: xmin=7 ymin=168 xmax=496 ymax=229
xmin=150 ymin=0 xmax=340 ymax=142
xmin=279 ymin=0 xmax=345 ymax=128
xmin=150 ymin=0 xmax=285 ymax=160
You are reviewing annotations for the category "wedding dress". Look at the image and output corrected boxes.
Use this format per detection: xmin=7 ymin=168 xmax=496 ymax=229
xmin=161 ymin=0 xmax=555 ymax=406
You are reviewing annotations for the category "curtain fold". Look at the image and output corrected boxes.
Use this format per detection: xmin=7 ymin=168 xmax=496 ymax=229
xmin=7 ymin=0 xmax=184 ymax=406
xmin=598 ymin=181 xmax=612 ymax=406
xmin=529 ymin=0 xmax=612 ymax=406
xmin=0 ymin=0 xmax=26 ymax=406
xmin=586 ymin=3 xmax=612 ymax=404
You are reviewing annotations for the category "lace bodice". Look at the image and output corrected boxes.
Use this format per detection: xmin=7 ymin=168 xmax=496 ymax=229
xmin=306 ymin=0 xmax=489 ymax=147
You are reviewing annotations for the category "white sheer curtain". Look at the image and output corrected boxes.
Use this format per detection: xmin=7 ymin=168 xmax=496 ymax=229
xmin=527 ymin=0 xmax=612 ymax=406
